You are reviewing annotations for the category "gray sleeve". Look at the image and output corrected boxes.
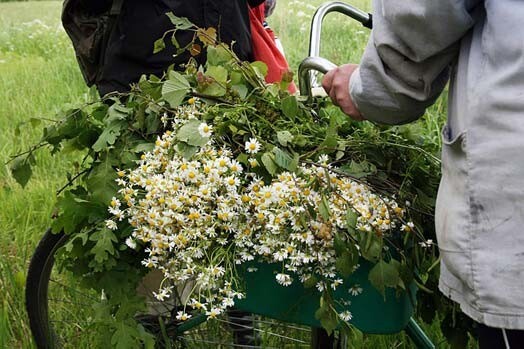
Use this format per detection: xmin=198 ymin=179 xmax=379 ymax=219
xmin=350 ymin=0 xmax=482 ymax=124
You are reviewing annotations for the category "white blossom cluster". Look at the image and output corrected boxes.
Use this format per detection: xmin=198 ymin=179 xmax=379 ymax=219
xmin=106 ymin=109 xmax=411 ymax=323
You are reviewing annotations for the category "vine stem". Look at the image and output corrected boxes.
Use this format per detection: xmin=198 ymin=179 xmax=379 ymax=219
xmin=7 ymin=142 xmax=48 ymax=164
xmin=56 ymin=168 xmax=90 ymax=196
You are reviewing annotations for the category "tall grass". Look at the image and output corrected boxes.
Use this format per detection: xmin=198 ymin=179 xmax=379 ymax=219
xmin=0 ymin=1 xmax=452 ymax=347
xmin=0 ymin=2 xmax=86 ymax=347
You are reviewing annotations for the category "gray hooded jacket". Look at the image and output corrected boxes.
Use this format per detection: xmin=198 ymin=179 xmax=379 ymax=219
xmin=350 ymin=0 xmax=524 ymax=329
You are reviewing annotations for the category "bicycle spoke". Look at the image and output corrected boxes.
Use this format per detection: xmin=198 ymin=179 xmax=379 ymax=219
xmin=49 ymin=278 xmax=98 ymax=301
xmin=177 ymin=336 xmax=281 ymax=348
xmin=228 ymin=315 xmax=310 ymax=332
xmin=215 ymin=318 xmax=308 ymax=344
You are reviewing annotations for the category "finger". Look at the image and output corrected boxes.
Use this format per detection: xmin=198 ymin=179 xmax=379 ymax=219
xmin=329 ymin=88 xmax=339 ymax=106
xmin=321 ymin=68 xmax=336 ymax=93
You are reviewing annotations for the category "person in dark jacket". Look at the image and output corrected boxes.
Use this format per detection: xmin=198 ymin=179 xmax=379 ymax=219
xmin=64 ymin=0 xmax=264 ymax=95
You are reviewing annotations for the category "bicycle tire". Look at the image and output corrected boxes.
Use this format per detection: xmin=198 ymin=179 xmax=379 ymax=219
xmin=26 ymin=229 xmax=67 ymax=349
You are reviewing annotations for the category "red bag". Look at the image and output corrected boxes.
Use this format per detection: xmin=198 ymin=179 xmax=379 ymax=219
xmin=249 ymin=4 xmax=297 ymax=93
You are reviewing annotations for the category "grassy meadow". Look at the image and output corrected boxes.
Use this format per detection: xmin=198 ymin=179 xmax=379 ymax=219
xmin=0 ymin=1 xmax=456 ymax=348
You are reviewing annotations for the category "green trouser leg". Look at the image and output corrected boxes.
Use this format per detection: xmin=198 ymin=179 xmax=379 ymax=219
xmin=405 ymin=317 xmax=435 ymax=349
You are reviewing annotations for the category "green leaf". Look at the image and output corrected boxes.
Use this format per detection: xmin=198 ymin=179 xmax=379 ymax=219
xmin=91 ymin=103 xmax=129 ymax=152
xmin=303 ymin=275 xmax=318 ymax=288
xmin=51 ymin=188 xmax=102 ymax=234
xmin=343 ymin=160 xmax=377 ymax=179
xmin=336 ymin=250 xmax=358 ymax=278
xmin=207 ymin=44 xmax=232 ymax=66
xmin=206 ymin=65 xmax=228 ymax=83
xmin=318 ymin=195 xmax=331 ymax=221
xmin=92 ymin=120 xmax=126 ymax=152
xmin=200 ymin=66 xmax=228 ymax=97
xmin=111 ymin=321 xmax=141 ymax=349
xmin=162 ymin=71 xmax=190 ymax=108
xmin=108 ymin=103 xmax=132 ymax=121
xmin=176 ymin=119 xmax=209 ymax=147
xmin=176 ymin=142 xmax=199 ymax=159
xmin=132 ymin=143 xmax=155 ymax=153
xmin=230 ymin=71 xmax=244 ymax=85
xmin=333 ymin=233 xmax=346 ymax=256
xmin=165 ymin=13 xmax=194 ymax=30
xmin=86 ymin=155 xmax=119 ymax=205
xmin=314 ymin=301 xmax=338 ymax=335
xmin=10 ymin=156 xmax=32 ymax=188
xmin=153 ymin=38 xmax=166 ymax=54
xmin=90 ymin=228 xmax=118 ymax=264
xmin=250 ymin=61 xmax=268 ymax=79
xmin=144 ymin=112 xmax=161 ymax=134
xmin=346 ymin=208 xmax=358 ymax=234
xmin=276 ymin=131 xmax=294 ymax=147
xmin=273 ymin=147 xmax=297 ymax=171
xmin=361 ymin=234 xmax=382 ymax=263
xmin=261 ymin=152 xmax=277 ymax=175
xmin=320 ymin=117 xmax=338 ymax=152
xmin=231 ymin=84 xmax=248 ymax=100
xmin=281 ymin=95 xmax=299 ymax=119
xmin=29 ymin=117 xmax=42 ymax=128
xmin=138 ymin=76 xmax=162 ymax=99
xmin=368 ymin=260 xmax=400 ymax=298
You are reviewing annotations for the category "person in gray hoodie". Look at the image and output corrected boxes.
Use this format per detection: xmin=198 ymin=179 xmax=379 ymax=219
xmin=322 ymin=1 xmax=524 ymax=347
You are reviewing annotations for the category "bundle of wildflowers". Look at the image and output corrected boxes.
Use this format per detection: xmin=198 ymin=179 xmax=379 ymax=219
xmin=106 ymin=99 xmax=416 ymax=323
xmin=13 ymin=18 xmax=440 ymax=341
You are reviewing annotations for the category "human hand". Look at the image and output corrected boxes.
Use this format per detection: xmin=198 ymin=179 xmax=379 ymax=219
xmin=322 ymin=64 xmax=364 ymax=121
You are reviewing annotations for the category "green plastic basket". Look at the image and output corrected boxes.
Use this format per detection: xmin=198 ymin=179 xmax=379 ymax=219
xmin=235 ymin=260 xmax=416 ymax=334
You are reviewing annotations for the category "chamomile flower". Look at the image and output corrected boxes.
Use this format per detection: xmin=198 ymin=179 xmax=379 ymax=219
xmin=229 ymin=160 xmax=243 ymax=174
xmin=198 ymin=122 xmax=213 ymax=138
xmin=153 ymin=287 xmax=172 ymax=301
xmin=276 ymin=273 xmax=293 ymax=286
xmin=105 ymin=219 xmax=118 ymax=230
xmin=349 ymin=284 xmax=363 ymax=296
xmin=206 ymin=307 xmax=222 ymax=318
xmin=318 ymin=154 xmax=330 ymax=165
xmin=419 ymin=239 xmax=434 ymax=248
xmin=245 ymin=138 xmax=261 ymax=154
xmin=339 ymin=311 xmax=353 ymax=322
xmin=125 ymin=237 xmax=137 ymax=250
xmin=176 ymin=311 xmax=192 ymax=321
xmin=401 ymin=221 xmax=415 ymax=232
